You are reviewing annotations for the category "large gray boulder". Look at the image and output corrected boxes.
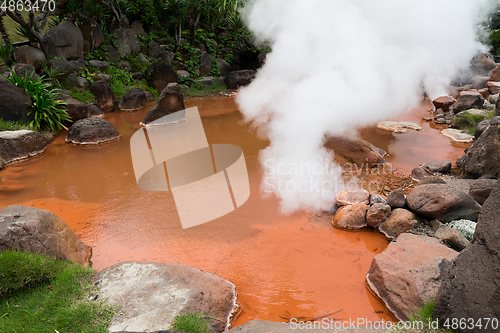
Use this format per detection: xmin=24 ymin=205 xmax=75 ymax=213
xmin=12 ymin=63 xmax=36 ymax=79
xmin=60 ymin=94 xmax=93 ymax=122
xmin=66 ymin=117 xmax=120 ymax=145
xmin=144 ymin=61 xmax=179 ymax=92
xmin=67 ymin=74 xmax=90 ymax=92
xmin=80 ymin=18 xmax=104 ymax=51
xmin=141 ymin=84 xmax=185 ymax=125
xmin=366 ymin=233 xmax=458 ymax=321
xmin=0 ymin=130 xmax=47 ymax=164
xmin=102 ymin=44 xmax=121 ymax=62
xmin=14 ymin=46 xmax=47 ymax=70
xmin=0 ymin=78 xmax=33 ymax=123
xmin=225 ymin=70 xmax=256 ymax=90
xmin=434 ymin=180 xmax=500 ymax=333
xmin=200 ymin=51 xmax=213 ymax=75
xmin=452 ymin=91 xmax=484 ymax=114
xmin=90 ymin=81 xmax=115 ymax=112
xmin=119 ymin=88 xmax=147 ymax=111
xmin=457 ymin=117 xmax=500 ymax=177
xmin=406 ymin=184 xmax=482 ymax=222
xmin=92 ymin=261 xmax=239 ymax=333
xmin=0 ymin=205 xmax=90 ymax=265
xmin=116 ymin=28 xmax=140 ymax=57
xmin=45 ymin=21 xmax=84 ymax=59
xmin=470 ymin=53 xmax=497 ymax=75
xmin=48 ymin=58 xmax=75 ymax=78
xmin=216 ymin=58 xmax=232 ymax=77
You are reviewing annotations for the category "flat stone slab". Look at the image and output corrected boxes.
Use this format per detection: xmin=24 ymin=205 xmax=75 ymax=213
xmin=376 ymin=121 xmax=422 ymax=133
xmin=93 ymin=261 xmax=238 ymax=333
xmin=440 ymin=129 xmax=474 ymax=143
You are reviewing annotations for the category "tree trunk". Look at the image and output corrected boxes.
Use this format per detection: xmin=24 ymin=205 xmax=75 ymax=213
xmin=0 ymin=15 xmax=11 ymax=45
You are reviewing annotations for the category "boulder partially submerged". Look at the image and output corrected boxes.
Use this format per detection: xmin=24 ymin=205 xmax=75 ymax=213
xmin=0 ymin=205 xmax=90 ymax=265
xmin=93 ymin=261 xmax=239 ymax=332
xmin=366 ymin=233 xmax=458 ymax=321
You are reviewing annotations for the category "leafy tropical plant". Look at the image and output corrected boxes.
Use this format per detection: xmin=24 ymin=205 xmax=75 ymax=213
xmin=0 ymin=43 xmax=16 ymax=67
xmin=2 ymin=70 xmax=70 ymax=132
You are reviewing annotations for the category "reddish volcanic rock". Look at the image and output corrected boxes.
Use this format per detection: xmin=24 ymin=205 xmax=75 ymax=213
xmin=366 ymin=233 xmax=458 ymax=321
xmin=434 ymin=223 xmax=469 ymax=252
xmin=366 ymin=203 xmax=391 ymax=228
xmin=386 ymin=188 xmax=406 ymax=209
xmin=432 ymin=96 xmax=456 ymax=112
xmin=325 ymin=136 xmax=386 ymax=167
xmin=332 ymin=203 xmax=368 ymax=230
xmin=486 ymin=81 xmax=500 ymax=95
xmin=452 ymin=91 xmax=484 ymax=114
xmin=406 ymin=184 xmax=482 ymax=222
xmin=378 ymin=208 xmax=418 ymax=240
xmin=335 ymin=188 xmax=370 ymax=205
xmin=489 ymin=65 xmax=500 ymax=82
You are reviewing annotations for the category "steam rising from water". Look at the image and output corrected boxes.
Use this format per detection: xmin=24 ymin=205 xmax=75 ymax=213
xmin=237 ymin=0 xmax=492 ymax=213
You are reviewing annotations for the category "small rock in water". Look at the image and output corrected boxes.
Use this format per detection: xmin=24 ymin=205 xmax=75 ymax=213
xmin=366 ymin=203 xmax=391 ymax=227
xmin=440 ymin=128 xmax=474 ymax=143
xmin=376 ymin=121 xmax=423 ymax=133
xmin=335 ymin=188 xmax=370 ymax=205
xmin=422 ymin=161 xmax=452 ymax=173
xmin=386 ymin=188 xmax=406 ymax=209
xmin=433 ymin=96 xmax=456 ymax=112
xmin=411 ymin=167 xmax=429 ymax=181
xmin=370 ymin=193 xmax=386 ymax=204
xmin=378 ymin=208 xmax=419 ymax=240
xmin=332 ymin=203 xmax=368 ymax=230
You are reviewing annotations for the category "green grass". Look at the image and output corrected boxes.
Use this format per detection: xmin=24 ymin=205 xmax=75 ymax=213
xmin=0 ymin=250 xmax=115 ymax=333
xmin=387 ymin=299 xmax=455 ymax=333
xmin=0 ymin=119 xmax=30 ymax=131
xmin=452 ymin=110 xmax=495 ymax=135
xmin=182 ymin=81 xmax=228 ymax=97
xmin=69 ymin=89 xmax=96 ymax=104
xmin=170 ymin=313 xmax=211 ymax=333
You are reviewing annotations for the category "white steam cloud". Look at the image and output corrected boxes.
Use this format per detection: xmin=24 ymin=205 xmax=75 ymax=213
xmin=237 ymin=0 xmax=493 ymax=213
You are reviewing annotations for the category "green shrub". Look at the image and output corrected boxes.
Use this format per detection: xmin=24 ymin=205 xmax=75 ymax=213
xmin=70 ymin=89 xmax=95 ymax=104
xmin=0 ymin=119 xmax=30 ymax=131
xmin=0 ymin=43 xmax=16 ymax=67
xmin=170 ymin=313 xmax=210 ymax=333
xmin=2 ymin=70 xmax=70 ymax=132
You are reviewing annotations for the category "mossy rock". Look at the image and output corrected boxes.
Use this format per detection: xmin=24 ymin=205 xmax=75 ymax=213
xmin=452 ymin=109 xmax=493 ymax=134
